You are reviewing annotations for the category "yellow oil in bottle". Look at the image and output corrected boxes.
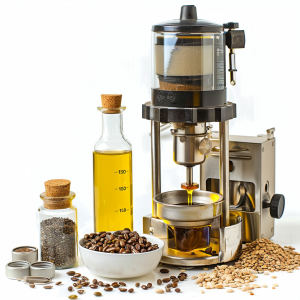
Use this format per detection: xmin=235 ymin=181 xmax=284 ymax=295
xmin=93 ymin=150 xmax=133 ymax=232
xmin=187 ymin=189 xmax=193 ymax=205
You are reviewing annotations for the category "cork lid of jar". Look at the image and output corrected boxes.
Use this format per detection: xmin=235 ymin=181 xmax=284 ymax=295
xmin=101 ymin=94 xmax=122 ymax=108
xmin=44 ymin=179 xmax=71 ymax=197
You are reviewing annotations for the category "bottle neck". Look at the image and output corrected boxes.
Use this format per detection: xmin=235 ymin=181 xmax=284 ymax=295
xmin=101 ymin=113 xmax=124 ymax=138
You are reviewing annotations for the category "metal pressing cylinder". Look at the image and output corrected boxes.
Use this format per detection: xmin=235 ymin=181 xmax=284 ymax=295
xmin=5 ymin=261 xmax=30 ymax=279
xmin=12 ymin=246 xmax=38 ymax=264
xmin=30 ymin=261 xmax=55 ymax=279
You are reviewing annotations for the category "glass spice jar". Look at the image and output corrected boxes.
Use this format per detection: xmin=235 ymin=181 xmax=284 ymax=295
xmin=38 ymin=179 xmax=78 ymax=269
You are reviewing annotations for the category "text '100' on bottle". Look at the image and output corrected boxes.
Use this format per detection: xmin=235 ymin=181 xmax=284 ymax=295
xmin=93 ymin=94 xmax=133 ymax=232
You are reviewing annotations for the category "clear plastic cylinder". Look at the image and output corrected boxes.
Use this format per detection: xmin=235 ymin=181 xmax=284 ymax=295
xmin=152 ymin=32 xmax=225 ymax=91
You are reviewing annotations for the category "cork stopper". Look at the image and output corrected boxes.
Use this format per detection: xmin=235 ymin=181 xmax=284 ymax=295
xmin=101 ymin=94 xmax=122 ymax=109
xmin=44 ymin=179 xmax=71 ymax=197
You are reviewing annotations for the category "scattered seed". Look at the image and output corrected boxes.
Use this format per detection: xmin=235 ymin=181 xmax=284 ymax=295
xmin=273 ymin=284 xmax=278 ymax=287
xmin=147 ymin=283 xmax=152 ymax=288
xmin=78 ymin=290 xmax=85 ymax=294
xmin=216 ymin=284 xmax=224 ymax=289
xmin=172 ymin=278 xmax=179 ymax=283
xmin=90 ymin=284 xmax=98 ymax=289
xmin=200 ymin=290 xmax=205 ymax=294
xmin=75 ymin=285 xmax=82 ymax=289
xmin=94 ymin=292 xmax=102 ymax=296
xmin=287 ymin=270 xmax=293 ymax=273
xmin=71 ymin=277 xmax=78 ymax=281
xmin=68 ymin=296 xmax=78 ymax=300
xmin=227 ymin=289 xmax=234 ymax=293
xmin=74 ymin=273 xmax=81 ymax=277
xmin=68 ymin=286 xmax=73 ymax=291
xmin=162 ymin=278 xmax=170 ymax=283
xmin=141 ymin=285 xmax=148 ymax=290
xmin=160 ymin=268 xmax=169 ymax=273
xmin=261 ymin=284 xmax=267 ymax=288
xmin=73 ymin=283 xmax=77 ymax=287
xmin=55 ymin=281 xmax=62 ymax=285
xmin=29 ymin=284 xmax=35 ymax=288
xmin=44 ymin=286 xmax=53 ymax=289
xmin=172 ymin=282 xmax=178 ymax=288
xmin=271 ymin=276 xmax=277 ymax=279
xmin=157 ymin=279 xmax=162 ymax=285
xmin=264 ymin=272 xmax=269 ymax=275
xmin=191 ymin=276 xmax=197 ymax=280
xmin=272 ymin=287 xmax=275 ymax=289
xmin=119 ymin=288 xmax=127 ymax=292
xmin=250 ymin=292 xmax=254 ymax=295
xmin=67 ymin=271 xmax=76 ymax=276
xmin=135 ymin=282 xmax=140 ymax=287
xmin=180 ymin=269 xmax=186 ymax=272
xmin=119 ymin=282 xmax=126 ymax=286
xmin=92 ymin=279 xmax=98 ymax=284
xmin=175 ymin=288 xmax=181 ymax=293
xmin=128 ymin=288 xmax=134 ymax=293
xmin=155 ymin=289 xmax=164 ymax=294
xmin=104 ymin=287 xmax=113 ymax=291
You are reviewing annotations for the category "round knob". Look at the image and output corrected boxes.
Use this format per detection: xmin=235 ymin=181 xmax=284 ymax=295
xmin=199 ymin=138 xmax=212 ymax=156
xmin=270 ymin=194 xmax=285 ymax=219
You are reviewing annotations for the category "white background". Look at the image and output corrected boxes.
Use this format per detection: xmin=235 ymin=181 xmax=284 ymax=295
xmin=1 ymin=0 xmax=300 ymax=299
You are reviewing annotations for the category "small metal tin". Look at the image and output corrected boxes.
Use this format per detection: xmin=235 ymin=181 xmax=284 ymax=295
xmin=30 ymin=261 xmax=55 ymax=278
xmin=5 ymin=261 xmax=30 ymax=279
xmin=12 ymin=246 xmax=38 ymax=264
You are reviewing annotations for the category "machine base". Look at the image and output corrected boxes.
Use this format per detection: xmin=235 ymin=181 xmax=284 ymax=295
xmin=143 ymin=213 xmax=242 ymax=267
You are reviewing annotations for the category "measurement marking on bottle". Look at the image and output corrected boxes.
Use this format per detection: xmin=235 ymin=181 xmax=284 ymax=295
xmin=119 ymin=187 xmax=129 ymax=191
xmin=115 ymin=208 xmax=129 ymax=213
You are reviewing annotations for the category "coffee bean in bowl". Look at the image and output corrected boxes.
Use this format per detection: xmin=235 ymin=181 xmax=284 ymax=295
xmin=79 ymin=229 xmax=164 ymax=278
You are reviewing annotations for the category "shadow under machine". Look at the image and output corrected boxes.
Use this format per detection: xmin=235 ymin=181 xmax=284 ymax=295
xmin=142 ymin=5 xmax=285 ymax=266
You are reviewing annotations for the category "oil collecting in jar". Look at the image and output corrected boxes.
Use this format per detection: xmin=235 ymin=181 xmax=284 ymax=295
xmin=38 ymin=179 xmax=78 ymax=269
xmin=93 ymin=94 xmax=133 ymax=232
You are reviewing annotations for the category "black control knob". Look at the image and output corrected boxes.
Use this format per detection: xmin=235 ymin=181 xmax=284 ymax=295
xmin=269 ymin=194 xmax=285 ymax=219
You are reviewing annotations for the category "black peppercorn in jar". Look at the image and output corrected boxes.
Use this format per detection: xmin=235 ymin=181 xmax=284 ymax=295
xmin=38 ymin=179 xmax=78 ymax=269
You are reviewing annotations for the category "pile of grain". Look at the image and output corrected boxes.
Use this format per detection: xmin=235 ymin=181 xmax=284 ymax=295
xmin=234 ymin=238 xmax=300 ymax=272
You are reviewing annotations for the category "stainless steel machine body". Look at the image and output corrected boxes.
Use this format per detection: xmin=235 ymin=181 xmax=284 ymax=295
xmin=200 ymin=128 xmax=285 ymax=242
xmin=142 ymin=5 xmax=248 ymax=266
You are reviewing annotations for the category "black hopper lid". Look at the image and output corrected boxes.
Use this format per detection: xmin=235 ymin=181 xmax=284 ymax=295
xmin=152 ymin=5 xmax=223 ymax=33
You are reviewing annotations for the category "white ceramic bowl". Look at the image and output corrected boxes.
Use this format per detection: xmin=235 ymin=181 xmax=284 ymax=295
xmin=79 ymin=234 xmax=164 ymax=278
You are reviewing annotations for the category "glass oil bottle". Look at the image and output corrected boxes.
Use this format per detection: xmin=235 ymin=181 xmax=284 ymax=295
xmin=93 ymin=94 xmax=133 ymax=232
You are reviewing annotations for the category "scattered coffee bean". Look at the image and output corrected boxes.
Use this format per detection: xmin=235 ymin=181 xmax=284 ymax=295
xmin=98 ymin=281 xmax=103 ymax=286
xmin=160 ymin=268 xmax=169 ymax=273
xmin=119 ymin=288 xmax=127 ymax=292
xmin=147 ymin=283 xmax=152 ymax=288
xmin=166 ymin=283 xmax=172 ymax=288
xmin=104 ymin=287 xmax=113 ymax=291
xmin=94 ymin=291 xmax=102 ymax=296
xmin=74 ymin=273 xmax=81 ymax=277
xmin=67 ymin=271 xmax=76 ymax=276
xmin=75 ymin=285 xmax=82 ymax=289
xmin=172 ymin=278 xmax=179 ymax=283
xmin=112 ymin=283 xmax=120 ymax=288
xmin=179 ymin=272 xmax=187 ymax=277
xmin=170 ymin=276 xmax=176 ymax=279
xmin=175 ymin=288 xmax=181 ymax=293
xmin=68 ymin=296 xmax=78 ymax=300
xmin=128 ymin=288 xmax=134 ymax=293
xmin=82 ymin=276 xmax=89 ymax=281
xmin=119 ymin=282 xmax=126 ymax=286
xmin=162 ymin=278 xmax=170 ymax=283
xmin=44 ymin=286 xmax=53 ymax=289
xmin=92 ymin=279 xmax=98 ymax=284
xmin=73 ymin=283 xmax=77 ymax=287
xmin=71 ymin=277 xmax=78 ymax=281
xmin=141 ymin=285 xmax=148 ymax=290
xmin=166 ymin=288 xmax=171 ymax=292
xmin=155 ymin=289 xmax=164 ymax=294
xmin=68 ymin=286 xmax=73 ymax=291
xmin=82 ymin=282 xmax=90 ymax=286
xmin=78 ymin=290 xmax=85 ymax=294
xmin=157 ymin=279 xmax=162 ymax=285
xmin=135 ymin=282 xmax=140 ymax=287
xmin=103 ymin=283 xmax=111 ymax=287
xmin=29 ymin=284 xmax=35 ymax=288
xmin=76 ymin=280 xmax=82 ymax=285
xmin=179 ymin=276 xmax=185 ymax=281
xmin=226 ymin=289 xmax=234 ymax=293
xmin=172 ymin=282 xmax=178 ymax=288
xmin=89 ymin=284 xmax=98 ymax=289
xmin=55 ymin=281 xmax=62 ymax=285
